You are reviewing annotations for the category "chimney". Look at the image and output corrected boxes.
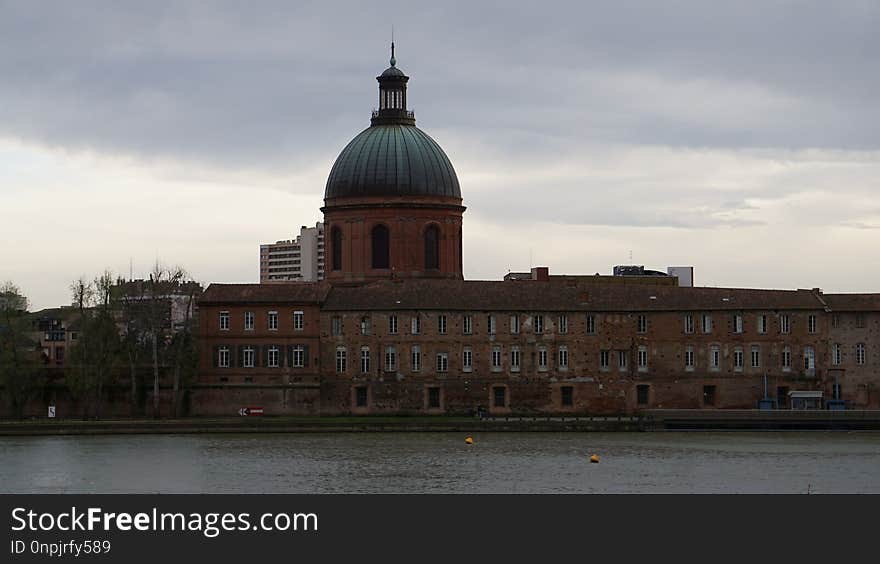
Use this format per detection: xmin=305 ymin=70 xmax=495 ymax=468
xmin=531 ymin=267 xmax=549 ymax=281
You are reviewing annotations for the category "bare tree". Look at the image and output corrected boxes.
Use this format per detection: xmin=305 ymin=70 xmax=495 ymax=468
xmin=145 ymin=262 xmax=186 ymax=418
xmin=0 ymin=282 xmax=45 ymax=418
xmin=118 ymin=279 xmax=148 ymax=415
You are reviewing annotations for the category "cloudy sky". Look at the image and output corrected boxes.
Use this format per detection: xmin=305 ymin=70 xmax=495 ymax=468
xmin=2 ymin=0 xmax=878 ymax=310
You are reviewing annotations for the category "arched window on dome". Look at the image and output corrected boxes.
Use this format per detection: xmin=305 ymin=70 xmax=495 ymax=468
xmin=425 ymin=225 xmax=440 ymax=271
xmin=371 ymin=224 xmax=390 ymax=269
xmin=331 ymin=226 xmax=342 ymax=271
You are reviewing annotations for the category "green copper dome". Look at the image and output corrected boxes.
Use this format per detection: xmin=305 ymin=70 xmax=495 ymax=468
xmin=324 ymin=124 xmax=461 ymax=200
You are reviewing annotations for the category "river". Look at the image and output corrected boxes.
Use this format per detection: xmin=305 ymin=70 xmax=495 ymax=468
xmin=1 ymin=431 xmax=878 ymax=493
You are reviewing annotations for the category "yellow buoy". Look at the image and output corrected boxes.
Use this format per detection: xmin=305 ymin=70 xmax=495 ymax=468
xmin=590 ymin=454 xmax=599 ymax=463
xmin=465 ymin=436 xmax=474 ymax=445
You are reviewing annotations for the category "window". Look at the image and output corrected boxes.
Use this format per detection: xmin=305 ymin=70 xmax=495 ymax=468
xmin=331 ymin=316 xmax=342 ymax=336
xmin=336 ymin=347 xmax=347 ymax=373
xmin=293 ymin=310 xmax=304 ymax=331
xmin=388 ymin=315 xmax=398 ymax=335
xmin=856 ymin=314 xmax=866 ymax=328
xmin=493 ymin=386 xmax=507 ymax=408
xmin=510 ymin=315 xmax=519 ymax=334
xmin=462 ymin=315 xmax=472 ymax=335
xmin=371 ymin=224 xmax=390 ymax=269
xmin=511 ymin=346 xmax=521 ymax=372
xmin=832 ymin=343 xmax=842 ymax=366
xmin=831 ymin=314 xmax=840 ymax=328
xmin=558 ymin=345 xmax=568 ymax=369
xmin=436 ymin=352 xmax=448 ymax=372
xmin=268 ymin=346 xmax=279 ymax=368
xmin=733 ymin=314 xmax=743 ymax=334
xmin=559 ymin=315 xmax=568 ymax=334
xmin=427 ymin=387 xmax=441 ymax=409
xmin=733 ymin=346 xmax=743 ymax=372
xmin=411 ymin=316 xmax=421 ymax=335
xmin=437 ymin=314 xmax=447 ymax=335
xmin=267 ymin=311 xmax=278 ymax=331
xmin=600 ymin=350 xmax=610 ymax=371
xmin=534 ymin=315 xmax=544 ymax=334
xmin=360 ymin=347 xmax=370 ymax=373
xmin=684 ymin=314 xmax=694 ymax=334
xmin=803 ymin=346 xmax=815 ymax=372
xmin=637 ymin=385 xmax=649 ymax=406
xmin=424 ymin=224 xmax=440 ymax=270
xmin=637 ymin=315 xmax=647 ymax=334
xmin=243 ymin=346 xmax=255 ymax=368
xmin=751 ymin=345 xmax=761 ymax=368
xmin=360 ymin=316 xmax=371 ymax=335
xmin=856 ymin=343 xmax=866 ymax=365
xmin=355 ymin=386 xmax=368 ymax=408
xmin=685 ymin=345 xmax=694 ymax=370
xmin=701 ymin=314 xmax=713 ymax=334
xmin=561 ymin=386 xmax=573 ymax=407
xmin=292 ymin=345 xmax=304 ymax=368
xmin=331 ymin=226 xmax=342 ymax=271
xmin=703 ymin=385 xmax=716 ymax=406
xmin=618 ymin=350 xmax=627 ymax=371
xmin=638 ymin=346 xmax=648 ymax=371
xmin=780 ymin=314 xmax=790 ymax=334
xmin=808 ymin=314 xmax=817 ymax=334
xmin=54 ymin=347 xmax=64 ymax=362
xmin=492 ymin=386 xmax=507 ymax=407
xmin=462 ymin=347 xmax=472 ymax=372
xmin=218 ymin=346 xmax=230 ymax=368
xmin=244 ymin=311 xmax=254 ymax=331
xmin=491 ymin=346 xmax=502 ymax=371
xmin=488 ymin=314 xmax=496 ymax=334
xmin=782 ymin=346 xmax=791 ymax=371
xmin=538 ymin=346 xmax=548 ymax=371
xmin=758 ymin=314 xmax=767 ymax=334
xmin=219 ymin=311 xmax=229 ymax=331
xmin=411 ymin=346 xmax=421 ymax=372
xmin=385 ymin=346 xmax=397 ymax=372
xmin=710 ymin=345 xmax=720 ymax=371
xmin=586 ymin=314 xmax=596 ymax=335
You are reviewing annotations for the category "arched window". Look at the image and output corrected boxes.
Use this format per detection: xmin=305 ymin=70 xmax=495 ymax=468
xmin=331 ymin=226 xmax=342 ymax=271
xmin=371 ymin=224 xmax=390 ymax=269
xmin=425 ymin=224 xmax=440 ymax=270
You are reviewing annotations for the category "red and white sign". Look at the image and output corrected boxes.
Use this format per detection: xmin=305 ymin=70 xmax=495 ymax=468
xmin=238 ymin=407 xmax=264 ymax=416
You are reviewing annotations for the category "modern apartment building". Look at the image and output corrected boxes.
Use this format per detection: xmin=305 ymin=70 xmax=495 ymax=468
xmin=259 ymin=222 xmax=325 ymax=283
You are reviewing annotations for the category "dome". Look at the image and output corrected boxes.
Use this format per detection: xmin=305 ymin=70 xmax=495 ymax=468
xmin=379 ymin=65 xmax=406 ymax=78
xmin=324 ymin=124 xmax=461 ymax=200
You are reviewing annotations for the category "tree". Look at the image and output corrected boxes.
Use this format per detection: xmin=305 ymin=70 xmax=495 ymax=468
xmin=67 ymin=273 xmax=120 ymax=419
xmin=118 ymin=279 xmax=149 ymax=415
xmin=145 ymin=263 xmax=185 ymax=418
xmin=169 ymin=281 xmax=201 ymax=416
xmin=0 ymin=282 xmax=46 ymax=418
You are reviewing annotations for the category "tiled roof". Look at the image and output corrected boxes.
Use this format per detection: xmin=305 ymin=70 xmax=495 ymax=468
xmin=321 ymin=280 xmax=826 ymax=312
xmin=824 ymin=294 xmax=880 ymax=311
xmin=199 ymin=283 xmax=330 ymax=305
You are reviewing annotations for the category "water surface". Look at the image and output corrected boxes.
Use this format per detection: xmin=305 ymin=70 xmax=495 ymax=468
xmin=1 ymin=432 xmax=878 ymax=493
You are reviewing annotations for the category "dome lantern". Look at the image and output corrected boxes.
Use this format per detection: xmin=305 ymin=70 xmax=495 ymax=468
xmin=371 ymin=42 xmax=415 ymax=126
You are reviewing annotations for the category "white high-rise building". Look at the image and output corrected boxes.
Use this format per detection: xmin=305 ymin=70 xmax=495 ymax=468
xmin=259 ymin=222 xmax=325 ymax=282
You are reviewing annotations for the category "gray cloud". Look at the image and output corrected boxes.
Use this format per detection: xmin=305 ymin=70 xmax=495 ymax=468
xmin=0 ymin=0 xmax=878 ymax=173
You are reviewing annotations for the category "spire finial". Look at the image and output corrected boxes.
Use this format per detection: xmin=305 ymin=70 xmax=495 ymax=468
xmin=390 ymin=26 xmax=396 ymax=67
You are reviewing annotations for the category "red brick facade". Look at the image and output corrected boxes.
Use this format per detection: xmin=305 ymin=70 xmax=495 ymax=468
xmin=194 ymin=281 xmax=880 ymax=416
xmin=322 ymin=195 xmax=464 ymax=282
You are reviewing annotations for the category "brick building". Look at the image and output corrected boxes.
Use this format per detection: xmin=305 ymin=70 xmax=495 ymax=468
xmin=195 ymin=48 xmax=880 ymax=416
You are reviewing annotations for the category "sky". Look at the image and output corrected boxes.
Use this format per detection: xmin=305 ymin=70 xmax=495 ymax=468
xmin=1 ymin=0 xmax=878 ymax=310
